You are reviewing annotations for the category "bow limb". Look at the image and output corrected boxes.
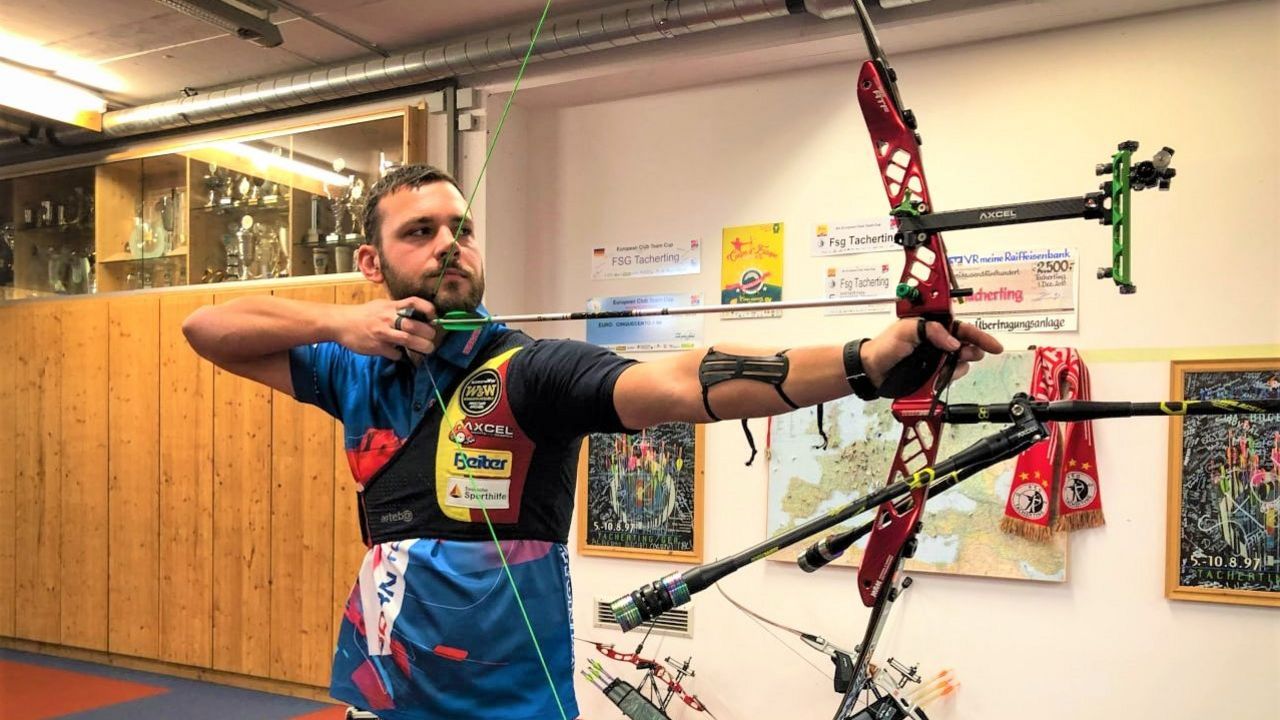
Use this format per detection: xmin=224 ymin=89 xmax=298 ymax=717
xmin=422 ymin=2 xmax=567 ymax=718
xmin=715 ymin=583 xmax=809 ymax=637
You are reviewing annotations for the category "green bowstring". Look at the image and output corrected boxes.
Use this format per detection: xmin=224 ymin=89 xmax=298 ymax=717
xmin=433 ymin=0 xmax=553 ymax=304
xmin=422 ymin=1 xmax=568 ymax=718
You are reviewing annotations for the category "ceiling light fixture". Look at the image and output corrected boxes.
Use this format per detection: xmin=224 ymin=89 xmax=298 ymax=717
xmin=0 ymin=31 xmax=123 ymax=92
xmin=213 ymin=141 xmax=353 ymax=187
xmin=151 ymin=0 xmax=284 ymax=48
xmin=0 ymin=61 xmax=107 ymax=131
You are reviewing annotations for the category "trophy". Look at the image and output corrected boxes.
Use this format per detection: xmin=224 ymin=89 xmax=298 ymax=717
xmin=203 ymin=164 xmax=219 ymax=206
xmin=66 ymin=187 xmax=89 ymax=226
xmin=223 ymin=216 xmax=255 ymax=281
xmin=274 ymin=225 xmax=290 ymax=277
xmin=47 ymin=246 xmax=67 ymax=292
xmin=325 ymin=184 xmax=346 ymax=243
xmin=152 ymin=194 xmax=172 ymax=255
xmin=68 ymin=248 xmax=91 ymax=294
xmin=305 ymin=196 xmax=321 ymax=245
xmin=261 ymin=179 xmax=280 ymax=204
xmin=251 ymin=223 xmax=276 ymax=279
xmin=170 ymin=188 xmax=187 ymax=249
xmin=235 ymin=174 xmax=252 ymax=203
xmin=347 ymin=177 xmax=366 ymax=240
xmin=312 ymin=246 xmax=330 ymax=275
xmin=0 ymin=222 xmax=14 ymax=286
xmin=126 ymin=206 xmax=144 ymax=257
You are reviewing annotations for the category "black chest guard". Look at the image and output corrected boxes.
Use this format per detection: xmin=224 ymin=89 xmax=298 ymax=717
xmin=358 ymin=330 xmax=582 ymax=546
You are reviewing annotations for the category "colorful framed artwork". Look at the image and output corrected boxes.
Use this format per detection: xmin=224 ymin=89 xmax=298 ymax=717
xmin=1165 ymin=358 xmax=1280 ymax=607
xmin=576 ymin=422 xmax=704 ymax=563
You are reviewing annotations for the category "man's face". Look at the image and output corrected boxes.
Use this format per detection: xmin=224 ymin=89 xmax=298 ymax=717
xmin=370 ymin=181 xmax=484 ymax=315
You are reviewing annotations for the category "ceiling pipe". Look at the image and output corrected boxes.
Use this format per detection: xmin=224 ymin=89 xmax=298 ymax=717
xmin=102 ymin=0 xmax=803 ymax=138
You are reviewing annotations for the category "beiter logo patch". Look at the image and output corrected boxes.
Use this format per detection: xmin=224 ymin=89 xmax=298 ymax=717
xmin=459 ymin=368 xmax=502 ymax=416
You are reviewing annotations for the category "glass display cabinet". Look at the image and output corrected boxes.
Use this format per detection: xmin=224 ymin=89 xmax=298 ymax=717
xmin=1 ymin=112 xmax=408 ymax=299
xmin=2 ymin=167 xmax=96 ymax=299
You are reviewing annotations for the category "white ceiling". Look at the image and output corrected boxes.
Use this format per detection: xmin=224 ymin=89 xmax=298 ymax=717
xmin=0 ymin=0 xmax=618 ymax=105
xmin=0 ymin=0 xmax=1247 ymax=112
xmin=497 ymin=0 xmax=1243 ymax=108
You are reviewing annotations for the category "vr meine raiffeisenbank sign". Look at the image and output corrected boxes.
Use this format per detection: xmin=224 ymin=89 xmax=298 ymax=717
xmin=591 ymin=239 xmax=701 ymax=280
xmin=948 ymin=247 xmax=1080 ymax=333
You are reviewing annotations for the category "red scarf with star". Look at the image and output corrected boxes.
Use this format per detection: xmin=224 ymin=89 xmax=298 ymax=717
xmin=1001 ymin=347 xmax=1104 ymax=541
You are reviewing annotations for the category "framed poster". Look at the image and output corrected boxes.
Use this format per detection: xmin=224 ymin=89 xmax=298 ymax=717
xmin=576 ymin=422 xmax=704 ymax=563
xmin=1165 ymin=358 xmax=1280 ymax=607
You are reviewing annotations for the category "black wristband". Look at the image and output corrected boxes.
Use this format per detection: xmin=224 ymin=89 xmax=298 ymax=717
xmin=842 ymin=339 xmax=879 ymax=401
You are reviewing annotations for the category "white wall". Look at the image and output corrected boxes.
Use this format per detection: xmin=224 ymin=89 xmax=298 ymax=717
xmin=484 ymin=2 xmax=1280 ymax=718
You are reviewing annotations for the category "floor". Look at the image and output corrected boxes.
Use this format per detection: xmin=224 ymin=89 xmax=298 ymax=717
xmin=0 ymin=648 xmax=350 ymax=720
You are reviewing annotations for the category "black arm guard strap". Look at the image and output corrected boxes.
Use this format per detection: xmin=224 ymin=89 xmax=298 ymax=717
xmin=698 ymin=347 xmax=800 ymax=422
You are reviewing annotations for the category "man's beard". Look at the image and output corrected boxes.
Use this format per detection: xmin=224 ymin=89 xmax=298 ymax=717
xmin=380 ymin=253 xmax=485 ymax=316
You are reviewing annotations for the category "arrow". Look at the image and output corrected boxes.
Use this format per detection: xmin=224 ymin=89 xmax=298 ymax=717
xmin=433 ymin=295 xmax=896 ymax=331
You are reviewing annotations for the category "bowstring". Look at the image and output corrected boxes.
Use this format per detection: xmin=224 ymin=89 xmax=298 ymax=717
xmin=419 ymin=1 xmax=566 ymax=718
xmin=715 ymin=584 xmax=833 ymax=682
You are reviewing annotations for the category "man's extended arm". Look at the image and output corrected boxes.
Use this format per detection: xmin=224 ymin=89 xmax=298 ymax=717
xmin=612 ymin=320 xmax=1002 ymax=430
xmin=181 ymin=294 xmax=440 ymax=394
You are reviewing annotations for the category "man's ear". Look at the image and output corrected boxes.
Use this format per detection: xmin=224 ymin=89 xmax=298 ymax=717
xmin=355 ymin=244 xmax=384 ymax=283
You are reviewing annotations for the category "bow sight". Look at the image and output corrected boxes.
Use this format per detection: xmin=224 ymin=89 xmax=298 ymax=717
xmin=889 ymin=140 xmax=1175 ymax=300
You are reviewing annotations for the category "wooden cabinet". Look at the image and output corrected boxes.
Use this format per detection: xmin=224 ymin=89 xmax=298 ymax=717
xmin=7 ymin=167 xmax=95 ymax=299
xmin=0 ymin=106 xmax=422 ymax=694
xmin=0 ymin=278 xmax=382 ymax=692
xmin=95 ymin=157 xmax=188 ymax=293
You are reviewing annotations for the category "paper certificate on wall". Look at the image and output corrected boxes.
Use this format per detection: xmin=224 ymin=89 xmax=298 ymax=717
xmin=721 ymin=222 xmax=784 ymax=319
xmin=590 ymin=239 xmax=701 ymax=280
xmin=823 ymin=254 xmax=899 ymax=315
xmin=585 ymin=293 xmax=704 ymax=352
xmin=948 ymin=247 xmax=1079 ymax=333
xmin=813 ymin=218 xmax=898 ymax=256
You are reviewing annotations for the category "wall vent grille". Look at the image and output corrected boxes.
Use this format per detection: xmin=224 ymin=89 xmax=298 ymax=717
xmin=592 ymin=598 xmax=693 ymax=638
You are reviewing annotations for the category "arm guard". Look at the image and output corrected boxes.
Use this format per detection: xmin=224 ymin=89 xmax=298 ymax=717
xmin=698 ymin=347 xmax=800 ymax=422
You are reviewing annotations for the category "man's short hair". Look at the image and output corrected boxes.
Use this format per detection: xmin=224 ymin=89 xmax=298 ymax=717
xmin=362 ymin=164 xmax=463 ymax=246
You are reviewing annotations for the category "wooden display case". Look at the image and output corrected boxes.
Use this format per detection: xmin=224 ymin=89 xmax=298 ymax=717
xmin=8 ymin=166 xmax=96 ymax=298
xmin=2 ymin=110 xmax=417 ymax=299
xmin=95 ymin=155 xmax=189 ymax=293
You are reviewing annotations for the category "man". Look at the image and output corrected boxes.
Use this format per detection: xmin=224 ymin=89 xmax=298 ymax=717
xmin=182 ymin=164 xmax=1001 ymax=720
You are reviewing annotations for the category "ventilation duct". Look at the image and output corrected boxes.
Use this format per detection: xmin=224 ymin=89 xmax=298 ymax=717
xmin=104 ymin=0 xmax=799 ymax=138
xmin=4 ymin=0 xmax=976 ymax=164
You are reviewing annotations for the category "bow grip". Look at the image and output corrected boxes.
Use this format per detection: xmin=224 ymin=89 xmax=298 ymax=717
xmin=876 ymin=330 xmax=945 ymax=399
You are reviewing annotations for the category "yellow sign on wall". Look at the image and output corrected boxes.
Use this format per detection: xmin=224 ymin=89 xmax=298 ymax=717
xmin=721 ymin=222 xmax=783 ymax=318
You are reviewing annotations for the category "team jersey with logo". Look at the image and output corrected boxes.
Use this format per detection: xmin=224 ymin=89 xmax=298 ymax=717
xmin=289 ymin=317 xmax=636 ymax=720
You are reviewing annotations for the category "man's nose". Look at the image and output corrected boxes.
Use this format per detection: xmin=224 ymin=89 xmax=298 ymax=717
xmin=430 ymin=226 xmax=458 ymax=252
xmin=431 ymin=227 xmax=460 ymax=261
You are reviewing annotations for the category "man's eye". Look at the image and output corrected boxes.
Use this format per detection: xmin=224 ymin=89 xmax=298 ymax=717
xmin=408 ymin=226 xmax=434 ymax=237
